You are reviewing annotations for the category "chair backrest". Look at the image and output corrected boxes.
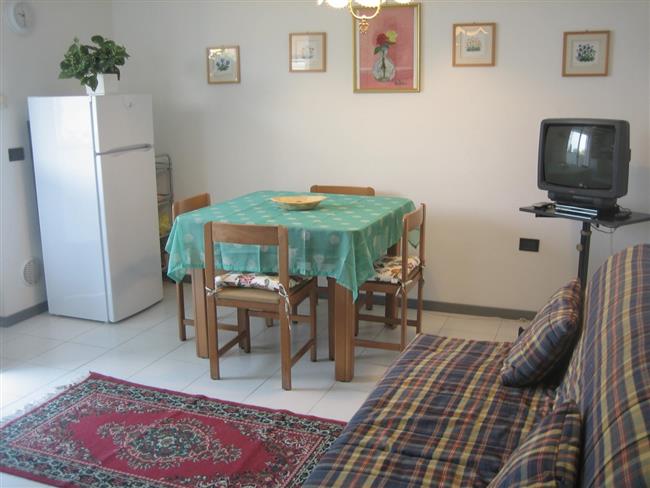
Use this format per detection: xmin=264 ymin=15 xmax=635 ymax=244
xmin=172 ymin=193 xmax=211 ymax=219
xmin=401 ymin=204 xmax=426 ymax=271
xmin=310 ymin=185 xmax=375 ymax=196
xmin=203 ymin=222 xmax=290 ymax=290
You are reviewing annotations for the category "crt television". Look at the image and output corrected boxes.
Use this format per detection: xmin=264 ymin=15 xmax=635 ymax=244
xmin=538 ymin=118 xmax=630 ymax=211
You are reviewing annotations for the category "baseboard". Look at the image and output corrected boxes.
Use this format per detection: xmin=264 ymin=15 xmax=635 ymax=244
xmin=317 ymin=288 xmax=535 ymax=321
xmin=0 ymin=302 xmax=48 ymax=327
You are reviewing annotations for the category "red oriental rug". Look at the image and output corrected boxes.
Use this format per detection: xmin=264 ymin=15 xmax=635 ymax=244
xmin=0 ymin=373 xmax=344 ymax=487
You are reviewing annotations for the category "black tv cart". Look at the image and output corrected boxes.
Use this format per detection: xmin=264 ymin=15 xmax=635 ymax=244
xmin=520 ymin=203 xmax=650 ymax=286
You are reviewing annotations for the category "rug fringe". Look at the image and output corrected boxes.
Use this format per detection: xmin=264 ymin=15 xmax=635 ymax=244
xmin=1 ymin=372 xmax=90 ymax=426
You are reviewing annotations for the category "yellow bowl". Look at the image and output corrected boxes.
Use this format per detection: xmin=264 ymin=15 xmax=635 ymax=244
xmin=271 ymin=195 xmax=327 ymax=211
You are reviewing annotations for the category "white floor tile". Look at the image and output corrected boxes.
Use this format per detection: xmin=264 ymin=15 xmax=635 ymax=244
xmin=69 ymin=323 xmax=143 ymax=348
xmin=0 ymin=472 xmax=48 ymax=487
xmin=0 ymin=363 xmax=69 ymax=408
xmin=128 ymin=357 xmax=206 ymax=392
xmin=12 ymin=314 xmax=98 ymax=341
xmin=28 ymin=342 xmax=108 ymax=371
xmin=0 ymin=335 xmax=64 ymax=361
xmin=309 ymin=388 xmax=370 ymax=422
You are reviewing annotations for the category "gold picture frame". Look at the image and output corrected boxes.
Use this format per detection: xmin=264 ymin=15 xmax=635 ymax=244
xmin=353 ymin=3 xmax=421 ymax=93
xmin=562 ymin=31 xmax=610 ymax=77
xmin=453 ymin=22 xmax=496 ymax=67
xmin=290 ymin=33 xmax=327 ymax=72
xmin=207 ymin=46 xmax=240 ymax=84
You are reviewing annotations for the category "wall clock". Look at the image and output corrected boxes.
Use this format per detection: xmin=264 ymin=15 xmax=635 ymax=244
xmin=5 ymin=1 xmax=34 ymax=34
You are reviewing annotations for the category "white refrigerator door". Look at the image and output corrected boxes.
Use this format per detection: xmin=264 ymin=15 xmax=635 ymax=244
xmin=92 ymin=95 xmax=163 ymax=322
xmin=28 ymin=96 xmax=109 ymax=322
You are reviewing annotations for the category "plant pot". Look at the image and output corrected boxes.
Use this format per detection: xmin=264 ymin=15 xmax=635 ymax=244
xmin=86 ymin=73 xmax=119 ymax=96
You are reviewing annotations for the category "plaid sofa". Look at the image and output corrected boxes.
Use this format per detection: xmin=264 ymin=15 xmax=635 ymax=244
xmin=305 ymin=244 xmax=650 ymax=487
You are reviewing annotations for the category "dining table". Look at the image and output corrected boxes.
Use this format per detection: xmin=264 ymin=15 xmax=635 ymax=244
xmin=165 ymin=190 xmax=416 ymax=381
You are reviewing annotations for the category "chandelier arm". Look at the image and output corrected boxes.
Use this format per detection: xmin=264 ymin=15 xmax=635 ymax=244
xmin=348 ymin=2 xmax=381 ymax=21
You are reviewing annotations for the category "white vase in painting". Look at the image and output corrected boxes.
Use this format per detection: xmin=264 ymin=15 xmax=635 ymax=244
xmin=86 ymin=73 xmax=119 ymax=96
xmin=372 ymin=51 xmax=396 ymax=82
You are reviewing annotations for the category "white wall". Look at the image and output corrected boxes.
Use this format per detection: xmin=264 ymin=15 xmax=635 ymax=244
xmin=110 ymin=0 xmax=650 ymax=312
xmin=0 ymin=1 xmax=112 ymax=318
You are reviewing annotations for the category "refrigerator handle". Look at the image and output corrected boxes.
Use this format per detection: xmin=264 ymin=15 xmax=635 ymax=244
xmin=96 ymin=143 xmax=153 ymax=157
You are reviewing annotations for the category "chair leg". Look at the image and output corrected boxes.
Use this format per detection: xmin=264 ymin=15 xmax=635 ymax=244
xmin=177 ymin=282 xmax=186 ymax=341
xmin=385 ymin=293 xmax=397 ymax=329
xmin=400 ymin=291 xmax=408 ymax=350
xmin=237 ymin=308 xmax=251 ymax=353
xmin=207 ymin=298 xmax=220 ymax=380
xmin=237 ymin=308 xmax=249 ymax=351
xmin=327 ymin=278 xmax=335 ymax=361
xmin=416 ymin=278 xmax=424 ymax=334
xmin=280 ymin=312 xmax=292 ymax=391
xmin=365 ymin=291 xmax=374 ymax=310
xmin=310 ymin=287 xmax=317 ymax=362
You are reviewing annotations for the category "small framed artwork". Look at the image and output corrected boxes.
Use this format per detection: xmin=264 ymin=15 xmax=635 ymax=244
xmin=453 ymin=23 xmax=496 ymax=67
xmin=562 ymin=31 xmax=610 ymax=76
xmin=353 ymin=3 xmax=421 ymax=93
xmin=290 ymin=33 xmax=327 ymax=72
xmin=207 ymin=46 xmax=240 ymax=84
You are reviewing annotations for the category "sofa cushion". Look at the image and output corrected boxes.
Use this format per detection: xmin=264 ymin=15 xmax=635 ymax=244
xmin=556 ymin=244 xmax=650 ymax=487
xmin=501 ymin=279 xmax=581 ymax=387
xmin=304 ymin=334 xmax=555 ymax=487
xmin=487 ymin=401 xmax=581 ymax=487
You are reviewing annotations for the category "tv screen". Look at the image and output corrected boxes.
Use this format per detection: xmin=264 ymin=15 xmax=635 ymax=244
xmin=538 ymin=118 xmax=630 ymax=210
xmin=543 ymin=124 xmax=614 ymax=190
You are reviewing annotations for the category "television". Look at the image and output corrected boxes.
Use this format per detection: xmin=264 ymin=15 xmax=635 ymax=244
xmin=538 ymin=118 xmax=630 ymax=212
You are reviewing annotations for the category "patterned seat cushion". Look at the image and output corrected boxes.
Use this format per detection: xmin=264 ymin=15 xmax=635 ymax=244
xmin=370 ymin=255 xmax=421 ymax=284
xmin=217 ymin=272 xmax=304 ymax=292
xmin=487 ymin=401 xmax=581 ymax=487
xmin=304 ymin=334 xmax=555 ymax=487
xmin=500 ymin=279 xmax=581 ymax=387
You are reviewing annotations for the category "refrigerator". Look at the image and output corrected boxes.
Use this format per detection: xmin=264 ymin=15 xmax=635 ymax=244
xmin=28 ymin=94 xmax=163 ymax=322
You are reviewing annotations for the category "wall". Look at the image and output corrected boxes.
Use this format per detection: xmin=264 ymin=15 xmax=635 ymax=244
xmin=0 ymin=0 xmax=113 ymax=319
xmin=110 ymin=0 xmax=650 ymax=312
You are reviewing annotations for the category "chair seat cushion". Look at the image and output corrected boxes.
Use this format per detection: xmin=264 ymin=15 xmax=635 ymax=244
xmin=219 ymin=272 xmax=304 ymax=293
xmin=370 ymin=255 xmax=421 ymax=284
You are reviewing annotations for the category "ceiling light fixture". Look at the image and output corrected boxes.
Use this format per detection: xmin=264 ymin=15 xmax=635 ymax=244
xmin=318 ymin=0 xmax=412 ymax=34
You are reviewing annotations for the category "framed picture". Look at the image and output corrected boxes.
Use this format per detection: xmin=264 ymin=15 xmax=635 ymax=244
xmin=562 ymin=31 xmax=610 ymax=76
xmin=353 ymin=3 xmax=420 ymax=93
xmin=290 ymin=33 xmax=327 ymax=72
xmin=453 ymin=23 xmax=496 ymax=67
xmin=207 ymin=46 xmax=240 ymax=84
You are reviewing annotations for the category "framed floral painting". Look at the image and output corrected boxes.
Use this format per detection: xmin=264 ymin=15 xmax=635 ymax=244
xmin=562 ymin=31 xmax=610 ymax=76
xmin=353 ymin=4 xmax=421 ymax=93
xmin=453 ymin=23 xmax=496 ymax=67
xmin=207 ymin=46 xmax=240 ymax=84
xmin=290 ymin=33 xmax=327 ymax=72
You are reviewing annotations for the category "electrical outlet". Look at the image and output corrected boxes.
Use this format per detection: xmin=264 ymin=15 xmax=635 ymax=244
xmin=519 ymin=238 xmax=540 ymax=252
xmin=8 ymin=147 xmax=25 ymax=162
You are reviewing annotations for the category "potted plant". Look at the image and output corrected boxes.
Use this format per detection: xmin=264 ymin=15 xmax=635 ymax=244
xmin=59 ymin=35 xmax=129 ymax=95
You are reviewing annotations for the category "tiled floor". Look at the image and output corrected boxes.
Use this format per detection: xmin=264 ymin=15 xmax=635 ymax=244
xmin=0 ymin=282 xmax=525 ymax=487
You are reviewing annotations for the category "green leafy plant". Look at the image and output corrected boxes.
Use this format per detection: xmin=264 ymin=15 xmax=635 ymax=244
xmin=59 ymin=35 xmax=130 ymax=91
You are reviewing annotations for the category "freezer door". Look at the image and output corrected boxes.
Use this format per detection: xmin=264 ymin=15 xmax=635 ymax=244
xmin=95 ymin=145 xmax=163 ymax=322
xmin=28 ymin=96 xmax=109 ymax=322
xmin=91 ymin=95 xmax=154 ymax=154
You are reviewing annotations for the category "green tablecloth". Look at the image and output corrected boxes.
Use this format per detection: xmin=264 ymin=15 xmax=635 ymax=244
xmin=165 ymin=191 xmax=415 ymax=299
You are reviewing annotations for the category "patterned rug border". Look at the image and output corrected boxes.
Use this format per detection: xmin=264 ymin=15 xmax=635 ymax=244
xmin=2 ymin=372 xmax=346 ymax=430
xmin=0 ymin=372 xmax=346 ymax=488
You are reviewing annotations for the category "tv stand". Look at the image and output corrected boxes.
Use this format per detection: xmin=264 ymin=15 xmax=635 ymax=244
xmin=520 ymin=203 xmax=650 ymax=286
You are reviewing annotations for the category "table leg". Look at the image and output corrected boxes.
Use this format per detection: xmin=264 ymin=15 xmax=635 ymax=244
xmin=577 ymin=221 xmax=592 ymax=290
xmin=191 ymin=268 xmax=209 ymax=358
xmin=334 ymin=281 xmax=355 ymax=382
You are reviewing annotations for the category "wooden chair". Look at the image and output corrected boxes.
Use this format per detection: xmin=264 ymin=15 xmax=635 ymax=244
xmin=203 ymin=222 xmax=317 ymax=390
xmin=355 ymin=204 xmax=426 ymax=352
xmin=172 ymin=193 xmax=211 ymax=341
xmin=310 ymin=185 xmax=376 ymax=360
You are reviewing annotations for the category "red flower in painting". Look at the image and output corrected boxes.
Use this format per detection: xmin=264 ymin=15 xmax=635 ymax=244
xmin=376 ymin=33 xmax=388 ymax=46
